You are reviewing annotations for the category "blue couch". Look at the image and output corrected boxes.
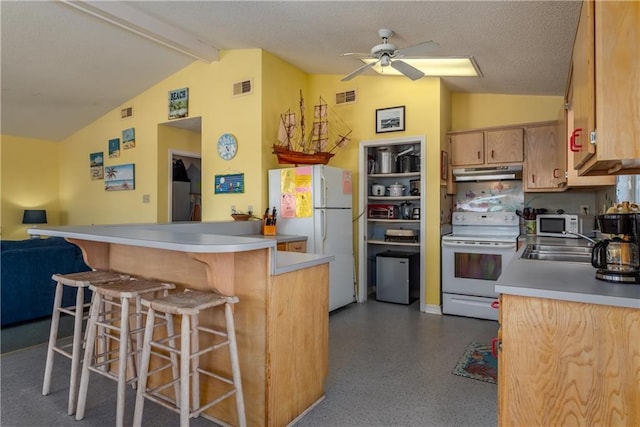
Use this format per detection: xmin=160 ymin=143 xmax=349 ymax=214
xmin=1 ymin=237 xmax=90 ymax=327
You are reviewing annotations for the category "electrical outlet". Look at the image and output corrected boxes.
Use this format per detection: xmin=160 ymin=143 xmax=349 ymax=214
xmin=142 ymin=194 xmax=150 ymax=203
xmin=580 ymin=205 xmax=589 ymax=215
xmin=248 ymin=205 xmax=253 ymax=214
xmin=231 ymin=205 xmax=236 ymax=214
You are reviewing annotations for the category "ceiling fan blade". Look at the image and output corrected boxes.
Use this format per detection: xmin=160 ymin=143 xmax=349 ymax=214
xmin=390 ymin=60 xmax=425 ymax=81
xmin=395 ymin=40 xmax=439 ymax=57
xmin=341 ymin=60 xmax=378 ymax=81
xmin=341 ymin=52 xmax=373 ymax=57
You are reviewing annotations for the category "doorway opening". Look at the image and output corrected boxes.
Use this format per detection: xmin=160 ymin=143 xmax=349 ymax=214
xmin=170 ymin=151 xmax=201 ymax=222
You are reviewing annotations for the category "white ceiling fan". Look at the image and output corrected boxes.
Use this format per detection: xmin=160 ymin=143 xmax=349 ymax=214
xmin=341 ymin=29 xmax=439 ymax=81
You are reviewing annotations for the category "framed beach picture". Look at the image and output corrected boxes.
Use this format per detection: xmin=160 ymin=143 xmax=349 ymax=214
xmin=122 ymin=127 xmax=135 ymax=149
xmin=89 ymin=152 xmax=104 ymax=180
xmin=105 ymin=163 xmax=135 ymax=191
xmin=375 ymin=106 xmax=405 ymax=133
xmin=214 ymin=173 xmax=244 ymax=194
xmin=168 ymin=87 xmax=189 ymax=120
xmin=108 ymin=138 xmax=120 ymax=158
xmin=441 ymin=150 xmax=448 ymax=181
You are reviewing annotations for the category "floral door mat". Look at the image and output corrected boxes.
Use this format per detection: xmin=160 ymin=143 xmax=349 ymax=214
xmin=452 ymin=342 xmax=497 ymax=384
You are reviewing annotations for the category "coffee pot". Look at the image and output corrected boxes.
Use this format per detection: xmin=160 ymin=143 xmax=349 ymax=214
xmin=591 ymin=237 xmax=640 ymax=272
xmin=592 ymin=213 xmax=640 ymax=283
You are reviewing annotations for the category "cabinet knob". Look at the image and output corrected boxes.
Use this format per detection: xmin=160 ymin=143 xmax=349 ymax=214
xmin=477 ymin=151 xmax=481 ymax=160
xmin=491 ymin=337 xmax=501 ymax=358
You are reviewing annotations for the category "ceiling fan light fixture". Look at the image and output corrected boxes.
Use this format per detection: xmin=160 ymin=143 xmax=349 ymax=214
xmin=360 ymin=56 xmax=481 ymax=77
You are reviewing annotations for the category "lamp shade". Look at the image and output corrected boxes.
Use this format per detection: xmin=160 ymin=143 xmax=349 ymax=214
xmin=22 ymin=209 xmax=47 ymax=224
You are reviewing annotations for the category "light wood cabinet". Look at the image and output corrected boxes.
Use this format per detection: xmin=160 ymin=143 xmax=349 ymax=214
xmin=277 ymin=239 xmax=307 ymax=253
xmin=523 ymin=122 xmax=565 ymax=192
xmin=486 ymin=128 xmax=524 ymax=164
xmin=498 ymin=294 xmax=640 ymax=426
xmin=569 ymin=0 xmax=640 ymax=176
xmin=561 ymin=101 xmax=616 ymax=188
xmin=450 ymin=127 xmax=523 ymax=167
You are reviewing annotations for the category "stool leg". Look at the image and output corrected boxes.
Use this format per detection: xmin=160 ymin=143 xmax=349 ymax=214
xmin=191 ymin=314 xmax=199 ymax=415
xmin=133 ymin=307 xmax=156 ymax=427
xmin=42 ymin=282 xmax=64 ymax=396
xmin=67 ymin=286 xmax=85 ymax=415
xmin=115 ymin=296 xmax=131 ymax=427
xmin=180 ymin=314 xmax=191 ymax=427
xmin=225 ymin=303 xmax=246 ymax=427
xmin=165 ymin=312 xmax=180 ymax=402
xmin=76 ymin=293 xmax=102 ymax=420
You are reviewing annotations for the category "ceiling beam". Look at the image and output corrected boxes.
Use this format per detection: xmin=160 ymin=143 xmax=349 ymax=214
xmin=60 ymin=0 xmax=219 ymax=63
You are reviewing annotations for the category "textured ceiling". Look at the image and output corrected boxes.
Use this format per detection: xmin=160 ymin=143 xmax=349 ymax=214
xmin=1 ymin=1 xmax=581 ymax=142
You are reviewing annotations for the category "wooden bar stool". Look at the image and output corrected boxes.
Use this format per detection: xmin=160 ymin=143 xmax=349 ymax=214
xmin=75 ymin=279 xmax=176 ymax=427
xmin=42 ymin=270 xmax=128 ymax=415
xmin=133 ymin=290 xmax=246 ymax=427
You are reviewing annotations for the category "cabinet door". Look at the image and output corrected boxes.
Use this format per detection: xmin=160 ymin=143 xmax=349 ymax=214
xmin=591 ymin=1 xmax=640 ymax=171
xmin=499 ymin=295 xmax=640 ymax=426
xmin=524 ymin=124 xmax=565 ymax=191
xmin=485 ymin=128 xmax=523 ymax=164
xmin=571 ymin=0 xmax=596 ymax=169
xmin=450 ymin=132 xmax=483 ymax=166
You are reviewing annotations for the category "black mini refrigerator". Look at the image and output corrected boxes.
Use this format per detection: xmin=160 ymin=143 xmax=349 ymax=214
xmin=375 ymin=251 xmax=420 ymax=304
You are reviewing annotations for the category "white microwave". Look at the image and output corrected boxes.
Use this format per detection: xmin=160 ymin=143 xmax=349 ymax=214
xmin=536 ymin=214 xmax=594 ymax=238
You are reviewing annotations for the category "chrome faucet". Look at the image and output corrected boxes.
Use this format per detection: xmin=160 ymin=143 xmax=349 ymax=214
xmin=562 ymin=230 xmax=597 ymax=244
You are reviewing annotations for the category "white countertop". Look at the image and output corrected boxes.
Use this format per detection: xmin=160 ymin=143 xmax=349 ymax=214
xmin=29 ymin=223 xmax=330 ymax=276
xmin=496 ymin=237 xmax=640 ymax=309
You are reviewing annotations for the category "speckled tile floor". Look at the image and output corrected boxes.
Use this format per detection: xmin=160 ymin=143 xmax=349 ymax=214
xmin=1 ymin=299 xmax=498 ymax=427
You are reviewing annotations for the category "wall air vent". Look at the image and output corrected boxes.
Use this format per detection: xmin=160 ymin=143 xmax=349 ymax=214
xmin=120 ymin=106 xmax=133 ymax=119
xmin=233 ymin=79 xmax=253 ymax=96
xmin=335 ymin=89 xmax=356 ymax=105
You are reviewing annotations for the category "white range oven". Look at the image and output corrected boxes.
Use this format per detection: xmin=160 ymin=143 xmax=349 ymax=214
xmin=441 ymin=212 xmax=519 ymax=321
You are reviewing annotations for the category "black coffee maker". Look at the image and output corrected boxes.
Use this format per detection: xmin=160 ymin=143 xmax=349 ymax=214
xmin=591 ymin=213 xmax=640 ymax=283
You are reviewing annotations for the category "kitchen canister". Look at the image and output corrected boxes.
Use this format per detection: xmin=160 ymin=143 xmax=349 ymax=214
xmin=377 ymin=148 xmax=396 ymax=174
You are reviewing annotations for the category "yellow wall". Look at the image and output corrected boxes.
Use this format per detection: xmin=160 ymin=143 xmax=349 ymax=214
xmin=55 ymin=49 xmax=265 ymax=226
xmin=451 ymin=93 xmax=563 ymax=130
xmin=0 ymin=49 xmax=565 ymax=310
xmin=0 ymin=135 xmax=60 ymax=239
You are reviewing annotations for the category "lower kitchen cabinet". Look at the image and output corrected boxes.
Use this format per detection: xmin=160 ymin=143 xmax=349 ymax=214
xmin=277 ymin=239 xmax=307 ymax=253
xmin=498 ymin=294 xmax=640 ymax=426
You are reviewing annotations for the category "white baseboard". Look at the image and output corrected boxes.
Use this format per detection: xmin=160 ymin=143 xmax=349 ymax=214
xmin=424 ymin=304 xmax=442 ymax=315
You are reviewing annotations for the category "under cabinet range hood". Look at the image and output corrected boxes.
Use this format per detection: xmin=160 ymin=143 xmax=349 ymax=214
xmin=453 ymin=165 xmax=523 ymax=181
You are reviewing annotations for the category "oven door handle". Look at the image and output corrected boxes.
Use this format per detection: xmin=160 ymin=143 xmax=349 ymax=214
xmin=442 ymin=241 xmax=517 ymax=250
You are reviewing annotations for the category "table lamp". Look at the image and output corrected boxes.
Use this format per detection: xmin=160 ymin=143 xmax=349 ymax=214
xmin=23 ymin=209 xmax=47 ymax=238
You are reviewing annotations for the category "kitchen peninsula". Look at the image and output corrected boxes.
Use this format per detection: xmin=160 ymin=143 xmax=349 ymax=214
xmin=495 ymin=242 xmax=640 ymax=426
xmin=29 ymin=222 xmax=332 ymax=427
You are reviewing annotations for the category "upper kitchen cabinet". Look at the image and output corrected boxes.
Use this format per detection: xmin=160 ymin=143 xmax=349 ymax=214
xmin=449 ymin=127 xmax=523 ymax=167
xmin=569 ymin=0 xmax=640 ymax=176
xmin=523 ymin=122 xmax=565 ymax=192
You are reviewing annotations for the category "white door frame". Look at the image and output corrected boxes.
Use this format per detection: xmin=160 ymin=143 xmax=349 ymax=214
xmin=168 ymin=149 xmax=201 ymax=222
xmin=357 ymin=135 xmax=427 ymax=312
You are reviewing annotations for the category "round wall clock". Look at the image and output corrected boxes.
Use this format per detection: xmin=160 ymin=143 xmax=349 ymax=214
xmin=217 ymin=133 xmax=238 ymax=160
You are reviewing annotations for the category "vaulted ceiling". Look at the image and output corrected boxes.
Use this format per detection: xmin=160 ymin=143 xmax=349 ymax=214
xmin=1 ymin=1 xmax=581 ymax=142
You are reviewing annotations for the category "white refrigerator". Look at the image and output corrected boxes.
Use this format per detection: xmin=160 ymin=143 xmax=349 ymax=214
xmin=268 ymin=165 xmax=355 ymax=311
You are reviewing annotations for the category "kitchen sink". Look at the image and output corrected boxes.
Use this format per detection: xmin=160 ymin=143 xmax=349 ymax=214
xmin=521 ymin=244 xmax=593 ymax=263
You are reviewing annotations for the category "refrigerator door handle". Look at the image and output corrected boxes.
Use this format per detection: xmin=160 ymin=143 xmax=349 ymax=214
xmin=319 ymin=174 xmax=326 ymax=208
xmin=321 ymin=209 xmax=327 ymax=252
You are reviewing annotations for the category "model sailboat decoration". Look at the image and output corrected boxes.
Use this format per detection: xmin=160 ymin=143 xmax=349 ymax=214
xmin=273 ymin=91 xmax=352 ymax=165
